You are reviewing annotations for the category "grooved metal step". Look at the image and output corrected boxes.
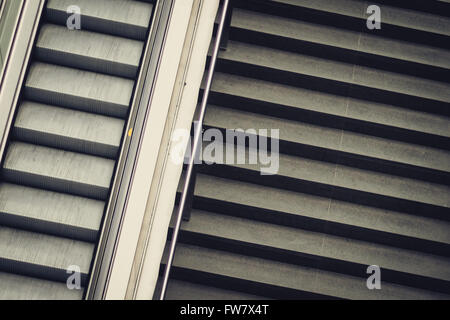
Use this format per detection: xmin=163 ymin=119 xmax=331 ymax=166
xmin=14 ymin=101 xmax=124 ymax=158
xmin=24 ymin=62 xmax=134 ymax=118
xmin=36 ymin=24 xmax=144 ymax=78
xmin=0 ymin=227 xmax=94 ymax=285
xmin=205 ymin=141 xmax=449 ymax=207
xmin=2 ymin=142 xmax=115 ymax=200
xmin=0 ymin=183 xmax=104 ymax=242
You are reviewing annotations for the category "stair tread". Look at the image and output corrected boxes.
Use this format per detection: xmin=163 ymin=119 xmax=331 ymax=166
xmin=2 ymin=142 xmax=115 ymax=199
xmin=46 ymin=0 xmax=153 ymax=40
xmin=212 ymin=144 xmax=449 ymax=208
xmin=0 ymin=272 xmax=83 ymax=300
xmin=217 ymin=40 xmax=450 ymax=104
xmin=0 ymin=0 xmax=154 ymax=298
xmin=14 ymin=101 xmax=124 ymax=158
xmin=166 ymin=0 xmax=450 ymax=300
xmin=167 ymin=243 xmax=450 ymax=299
xmin=162 ymin=279 xmax=268 ymax=300
xmin=0 ymin=226 xmax=93 ymax=275
xmin=204 ymin=105 xmax=450 ymax=174
xmin=192 ymin=174 xmax=450 ymax=246
xmin=36 ymin=24 xmax=143 ymax=78
xmin=178 ymin=208 xmax=450 ymax=282
xmin=211 ymin=72 xmax=450 ymax=139
xmin=259 ymin=0 xmax=450 ymax=36
xmin=25 ymin=62 xmax=134 ymax=118
xmin=232 ymin=8 xmax=450 ymax=70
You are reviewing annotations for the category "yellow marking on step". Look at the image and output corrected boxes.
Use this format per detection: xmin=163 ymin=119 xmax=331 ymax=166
xmin=128 ymin=128 xmax=133 ymax=137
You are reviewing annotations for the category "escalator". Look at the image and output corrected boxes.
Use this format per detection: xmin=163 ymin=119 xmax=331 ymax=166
xmin=158 ymin=0 xmax=450 ymax=299
xmin=0 ymin=0 xmax=155 ymax=299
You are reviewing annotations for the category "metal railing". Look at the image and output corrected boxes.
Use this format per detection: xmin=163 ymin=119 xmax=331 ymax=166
xmin=159 ymin=0 xmax=231 ymax=300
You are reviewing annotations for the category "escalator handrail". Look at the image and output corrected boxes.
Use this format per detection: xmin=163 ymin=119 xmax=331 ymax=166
xmin=158 ymin=0 xmax=231 ymax=300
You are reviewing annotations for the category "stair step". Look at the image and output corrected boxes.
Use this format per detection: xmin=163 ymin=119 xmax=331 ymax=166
xmin=0 ymin=0 xmax=155 ymax=299
xmin=365 ymin=0 xmax=450 ymax=18
xmin=203 ymin=105 xmax=450 ymax=184
xmin=0 ymin=183 xmax=104 ymax=242
xmin=198 ymin=141 xmax=449 ymax=220
xmin=233 ymin=0 xmax=450 ymax=49
xmin=165 ymin=0 xmax=450 ymax=301
xmin=0 ymin=272 xmax=83 ymax=300
xmin=14 ymin=101 xmax=125 ymax=158
xmin=214 ymin=40 xmax=450 ymax=115
xmin=186 ymin=174 xmax=450 ymax=256
xmin=0 ymin=227 xmax=94 ymax=285
xmin=229 ymin=8 xmax=450 ymax=81
xmin=185 ymin=174 xmax=450 ymax=256
xmin=2 ymin=142 xmax=115 ymax=200
xmin=209 ymin=72 xmax=450 ymax=148
xmin=164 ymin=242 xmax=450 ymax=299
xmin=24 ymin=62 xmax=134 ymax=118
xmin=46 ymin=0 xmax=153 ymax=40
xmin=35 ymin=24 xmax=144 ymax=78
xmin=175 ymin=208 xmax=450 ymax=293
xmin=239 ymin=0 xmax=450 ymax=36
